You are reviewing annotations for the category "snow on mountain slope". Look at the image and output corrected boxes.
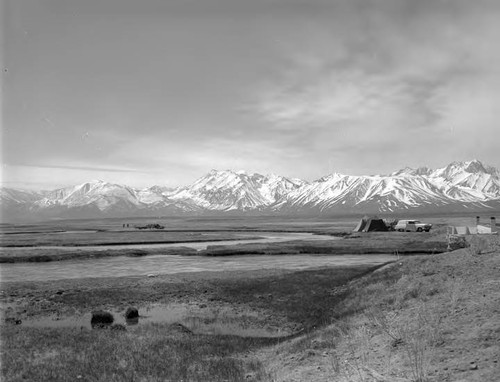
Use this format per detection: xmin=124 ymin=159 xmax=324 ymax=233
xmin=35 ymin=180 xmax=142 ymax=211
xmin=2 ymin=160 xmax=500 ymax=219
xmin=429 ymin=160 xmax=500 ymax=198
xmin=0 ymin=188 xmax=44 ymax=206
xmin=274 ymin=173 xmax=452 ymax=213
xmin=391 ymin=167 xmax=433 ymax=177
xmin=135 ymin=185 xmax=178 ymax=204
xmin=257 ymin=173 xmax=306 ymax=204
xmin=170 ymin=170 xmax=304 ymax=211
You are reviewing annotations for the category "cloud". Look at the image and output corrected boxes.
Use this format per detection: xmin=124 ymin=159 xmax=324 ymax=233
xmin=249 ymin=0 xmax=500 ymax=173
xmin=5 ymin=0 xmax=500 ymax=189
xmin=12 ymin=163 xmax=149 ymax=174
xmin=256 ymin=69 xmax=410 ymax=129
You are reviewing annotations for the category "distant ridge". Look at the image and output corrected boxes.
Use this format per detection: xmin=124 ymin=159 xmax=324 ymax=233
xmin=2 ymin=160 xmax=500 ymax=221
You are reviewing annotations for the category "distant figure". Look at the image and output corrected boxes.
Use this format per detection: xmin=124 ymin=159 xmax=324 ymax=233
xmin=123 ymin=224 xmax=125 ymax=228
xmin=127 ymin=224 xmax=129 ymax=228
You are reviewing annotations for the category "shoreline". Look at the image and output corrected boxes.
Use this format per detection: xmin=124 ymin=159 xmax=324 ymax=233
xmin=1 ymin=264 xmax=386 ymax=334
xmin=0 ymin=231 xmax=448 ymax=263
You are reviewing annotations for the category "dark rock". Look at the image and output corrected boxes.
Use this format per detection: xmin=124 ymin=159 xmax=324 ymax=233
xmin=199 ymin=304 xmax=207 ymax=309
xmin=125 ymin=307 xmax=139 ymax=319
xmin=56 ymin=290 xmax=64 ymax=295
xmin=470 ymin=363 xmax=478 ymax=370
xmin=91 ymin=310 xmax=114 ymax=328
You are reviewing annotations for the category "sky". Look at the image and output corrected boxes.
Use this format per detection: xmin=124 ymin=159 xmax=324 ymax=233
xmin=2 ymin=0 xmax=500 ymax=190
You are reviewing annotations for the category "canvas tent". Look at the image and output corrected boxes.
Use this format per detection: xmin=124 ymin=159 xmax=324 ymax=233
xmin=353 ymin=216 xmax=388 ymax=232
xmin=448 ymin=225 xmax=498 ymax=235
xmin=447 ymin=217 xmax=498 ymax=236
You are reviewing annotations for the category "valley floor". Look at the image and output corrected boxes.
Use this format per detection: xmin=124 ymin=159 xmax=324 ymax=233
xmin=1 ymin=235 xmax=499 ymax=381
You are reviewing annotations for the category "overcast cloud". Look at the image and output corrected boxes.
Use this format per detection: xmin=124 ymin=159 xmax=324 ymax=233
xmin=2 ymin=0 xmax=500 ymax=189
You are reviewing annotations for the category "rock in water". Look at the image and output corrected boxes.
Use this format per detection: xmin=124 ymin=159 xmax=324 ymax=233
xmin=125 ymin=307 xmax=139 ymax=319
xmin=91 ymin=311 xmax=114 ymax=328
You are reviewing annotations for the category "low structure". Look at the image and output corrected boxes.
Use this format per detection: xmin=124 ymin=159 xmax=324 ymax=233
xmin=353 ymin=216 xmax=388 ymax=232
xmin=447 ymin=216 xmax=498 ymax=236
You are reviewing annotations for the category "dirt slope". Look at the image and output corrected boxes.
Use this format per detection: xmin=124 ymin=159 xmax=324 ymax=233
xmin=260 ymin=236 xmax=500 ymax=381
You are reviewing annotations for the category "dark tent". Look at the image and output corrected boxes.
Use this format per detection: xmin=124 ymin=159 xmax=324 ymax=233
xmin=353 ymin=217 xmax=388 ymax=232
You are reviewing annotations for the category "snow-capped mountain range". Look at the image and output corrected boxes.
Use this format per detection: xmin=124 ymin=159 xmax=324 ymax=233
xmin=2 ymin=160 xmax=500 ymax=221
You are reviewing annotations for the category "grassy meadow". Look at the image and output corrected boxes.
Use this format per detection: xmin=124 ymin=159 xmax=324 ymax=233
xmin=0 ymin=214 xmax=455 ymax=263
xmin=2 ymin=265 xmax=380 ymax=382
xmin=1 ymin=214 xmax=498 ymax=381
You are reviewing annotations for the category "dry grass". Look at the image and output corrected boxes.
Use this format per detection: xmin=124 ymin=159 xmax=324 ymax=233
xmin=332 ymin=265 xmax=447 ymax=382
xmin=262 ymin=239 xmax=500 ymax=382
xmin=466 ymin=234 xmax=499 ymax=256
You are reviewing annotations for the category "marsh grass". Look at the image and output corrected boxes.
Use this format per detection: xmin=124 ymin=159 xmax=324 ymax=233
xmin=2 ymin=265 xmax=385 ymax=381
xmin=214 ymin=265 xmax=383 ymax=329
xmin=0 ymin=247 xmax=197 ymax=263
xmin=1 ymin=229 xmax=448 ymax=264
xmin=1 ymin=324 xmax=273 ymax=382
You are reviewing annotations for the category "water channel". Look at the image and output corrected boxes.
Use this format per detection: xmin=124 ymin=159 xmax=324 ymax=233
xmin=0 ymin=232 xmax=397 ymax=334
xmin=0 ymin=232 xmax=395 ymax=283
xmin=0 ymin=253 xmax=396 ymax=282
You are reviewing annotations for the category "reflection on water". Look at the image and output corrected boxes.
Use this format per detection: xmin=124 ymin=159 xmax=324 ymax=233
xmin=20 ymin=303 xmax=291 ymax=337
xmin=0 ymin=254 xmax=395 ymax=283
xmin=21 ymin=304 xmax=187 ymax=330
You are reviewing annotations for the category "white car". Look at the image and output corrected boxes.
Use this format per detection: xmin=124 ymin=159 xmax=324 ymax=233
xmin=394 ymin=219 xmax=432 ymax=232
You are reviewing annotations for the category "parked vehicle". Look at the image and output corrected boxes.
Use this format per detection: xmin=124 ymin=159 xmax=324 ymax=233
xmin=394 ymin=219 xmax=432 ymax=232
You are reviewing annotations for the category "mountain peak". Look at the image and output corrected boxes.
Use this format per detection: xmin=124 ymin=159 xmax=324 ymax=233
xmin=433 ymin=159 xmax=497 ymax=179
xmin=3 ymin=160 xmax=499 ymax=221
xmin=464 ymin=159 xmax=488 ymax=174
xmin=317 ymin=172 xmax=349 ymax=182
xmin=391 ymin=166 xmax=432 ymax=177
xmin=207 ymin=169 xmax=246 ymax=177
xmin=445 ymin=159 xmax=487 ymax=173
